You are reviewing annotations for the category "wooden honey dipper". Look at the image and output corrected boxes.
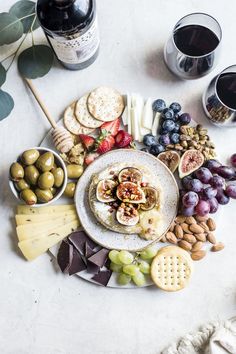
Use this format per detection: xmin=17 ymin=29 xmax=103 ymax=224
xmin=25 ymin=78 xmax=74 ymax=153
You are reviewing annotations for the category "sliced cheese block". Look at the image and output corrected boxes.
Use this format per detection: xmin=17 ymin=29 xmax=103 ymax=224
xmin=15 ymin=210 xmax=77 ymax=226
xmin=152 ymin=112 xmax=161 ymax=136
xmin=17 ymin=204 xmax=75 ymax=215
xmin=17 ymin=215 xmax=79 ymax=241
xmin=142 ymin=98 xmax=154 ymax=130
xmin=18 ymin=220 xmax=79 ymax=261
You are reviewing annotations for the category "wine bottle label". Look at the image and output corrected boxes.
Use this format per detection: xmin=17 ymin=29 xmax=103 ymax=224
xmin=48 ymin=18 xmax=99 ymax=65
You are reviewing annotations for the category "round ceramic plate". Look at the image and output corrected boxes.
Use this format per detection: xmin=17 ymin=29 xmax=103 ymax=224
xmin=75 ymin=149 xmax=179 ymax=251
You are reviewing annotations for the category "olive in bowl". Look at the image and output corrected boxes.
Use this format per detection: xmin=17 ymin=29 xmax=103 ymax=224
xmin=9 ymin=147 xmax=67 ymax=206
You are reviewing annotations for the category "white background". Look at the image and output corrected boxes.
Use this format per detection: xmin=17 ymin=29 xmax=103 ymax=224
xmin=0 ymin=1 xmax=236 ymax=353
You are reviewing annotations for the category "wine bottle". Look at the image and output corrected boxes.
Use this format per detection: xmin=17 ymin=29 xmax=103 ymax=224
xmin=36 ymin=0 xmax=100 ymax=70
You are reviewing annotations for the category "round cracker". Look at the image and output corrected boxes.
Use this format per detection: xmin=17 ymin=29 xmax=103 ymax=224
xmin=75 ymin=95 xmax=103 ymax=128
xmin=64 ymin=102 xmax=95 ymax=135
xmin=87 ymin=86 xmax=125 ymax=122
xmin=151 ymin=246 xmax=193 ymax=292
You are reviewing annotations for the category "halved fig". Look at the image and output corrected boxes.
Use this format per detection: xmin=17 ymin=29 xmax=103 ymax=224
xmin=140 ymin=186 xmax=158 ymax=210
xmin=179 ymin=150 xmax=204 ymax=178
xmin=96 ymin=179 xmax=117 ymax=202
xmin=116 ymin=203 xmax=140 ymax=226
xmin=118 ymin=167 xmax=142 ymax=184
xmin=158 ymin=150 xmax=180 ymax=173
xmin=116 ymin=181 xmax=146 ymax=204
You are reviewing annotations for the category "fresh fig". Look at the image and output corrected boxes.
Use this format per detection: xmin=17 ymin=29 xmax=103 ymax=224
xmin=140 ymin=186 xmax=158 ymax=211
xmin=116 ymin=181 xmax=146 ymax=203
xmin=116 ymin=203 xmax=139 ymax=226
xmin=96 ymin=179 xmax=117 ymax=202
xmin=158 ymin=150 xmax=180 ymax=173
xmin=118 ymin=167 xmax=142 ymax=184
xmin=178 ymin=150 xmax=204 ymax=178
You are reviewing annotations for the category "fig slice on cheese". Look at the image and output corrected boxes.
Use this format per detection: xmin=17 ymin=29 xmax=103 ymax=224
xmin=96 ymin=179 xmax=117 ymax=203
xmin=118 ymin=167 xmax=142 ymax=184
xmin=116 ymin=181 xmax=146 ymax=204
xmin=116 ymin=204 xmax=139 ymax=226
xmin=140 ymin=186 xmax=158 ymax=211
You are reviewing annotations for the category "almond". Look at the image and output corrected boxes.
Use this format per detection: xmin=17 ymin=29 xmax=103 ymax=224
xmin=192 ymin=241 xmax=203 ymax=252
xmin=183 ymin=234 xmax=197 ymax=243
xmin=185 ymin=216 xmax=197 ymax=225
xmin=178 ymin=240 xmax=192 ymax=251
xmin=191 ymin=250 xmax=206 ymax=261
xmin=199 ymin=222 xmax=209 ymax=232
xmin=180 ymin=222 xmax=192 ymax=234
xmin=166 ymin=232 xmax=178 ymax=244
xmin=174 ymin=224 xmax=184 ymax=239
xmin=175 ymin=215 xmax=186 ymax=224
xmin=207 ymin=218 xmax=216 ymax=231
xmin=211 ymin=242 xmax=224 ymax=252
xmin=195 ymin=233 xmax=206 ymax=242
xmin=189 ymin=224 xmax=204 ymax=234
xmin=169 ymin=222 xmax=175 ymax=232
xmin=207 ymin=232 xmax=216 ymax=244
xmin=160 ymin=235 xmax=167 ymax=243
xmin=195 ymin=215 xmax=208 ymax=222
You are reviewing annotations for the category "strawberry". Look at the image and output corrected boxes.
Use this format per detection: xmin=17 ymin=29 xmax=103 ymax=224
xmin=79 ymin=134 xmax=95 ymax=151
xmin=84 ymin=152 xmax=99 ymax=165
xmin=96 ymin=130 xmax=115 ymax=154
xmin=115 ymin=130 xmax=133 ymax=148
xmin=100 ymin=118 xmax=120 ymax=137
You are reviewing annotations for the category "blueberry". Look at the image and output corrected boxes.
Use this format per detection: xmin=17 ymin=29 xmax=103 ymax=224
xmin=159 ymin=128 xmax=169 ymax=135
xmin=149 ymin=144 xmax=165 ymax=156
xmin=141 ymin=147 xmax=149 ymax=153
xmin=179 ymin=113 xmax=191 ymax=125
xmin=173 ymin=122 xmax=180 ymax=133
xmin=152 ymin=99 xmax=166 ymax=112
xmin=170 ymin=133 xmax=180 ymax=144
xmin=143 ymin=134 xmax=157 ymax=147
xmin=162 ymin=108 xmax=174 ymax=120
xmin=162 ymin=119 xmax=175 ymax=132
xmin=159 ymin=134 xmax=170 ymax=146
xmin=169 ymin=102 xmax=181 ymax=113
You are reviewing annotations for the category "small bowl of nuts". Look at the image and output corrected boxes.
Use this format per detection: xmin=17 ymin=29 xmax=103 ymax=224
xmin=9 ymin=147 xmax=67 ymax=206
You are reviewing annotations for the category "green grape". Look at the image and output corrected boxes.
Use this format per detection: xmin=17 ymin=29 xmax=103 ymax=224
xmin=139 ymin=246 xmax=157 ymax=260
xmin=118 ymin=250 xmax=134 ymax=265
xmin=118 ymin=273 xmax=131 ymax=285
xmin=110 ymin=262 xmax=123 ymax=273
xmin=123 ymin=264 xmax=139 ymax=276
xmin=138 ymin=260 xmax=150 ymax=274
xmin=132 ymin=271 xmax=146 ymax=286
xmin=108 ymin=250 xmax=123 ymax=265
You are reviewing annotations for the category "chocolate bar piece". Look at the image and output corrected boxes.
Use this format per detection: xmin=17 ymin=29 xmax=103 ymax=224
xmin=57 ymin=240 xmax=73 ymax=273
xmin=68 ymin=231 xmax=97 ymax=255
xmin=88 ymin=248 xmax=109 ymax=268
xmin=68 ymin=248 xmax=86 ymax=276
xmin=92 ymin=270 xmax=112 ymax=286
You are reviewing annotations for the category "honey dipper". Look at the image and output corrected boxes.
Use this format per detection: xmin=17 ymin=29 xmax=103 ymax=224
xmin=25 ymin=78 xmax=74 ymax=153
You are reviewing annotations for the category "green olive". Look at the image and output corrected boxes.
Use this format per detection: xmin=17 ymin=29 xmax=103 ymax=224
xmin=21 ymin=149 xmax=40 ymax=165
xmin=35 ymin=188 xmax=53 ymax=203
xmin=66 ymin=164 xmax=83 ymax=179
xmin=20 ymin=189 xmax=37 ymax=205
xmin=10 ymin=162 xmax=24 ymax=181
xmin=50 ymin=187 xmax=57 ymax=196
xmin=15 ymin=179 xmax=30 ymax=191
xmin=50 ymin=163 xmax=58 ymax=172
xmin=24 ymin=165 xmax=40 ymax=185
xmin=64 ymin=182 xmax=76 ymax=198
xmin=38 ymin=171 xmax=55 ymax=190
xmin=36 ymin=152 xmax=54 ymax=172
xmin=52 ymin=167 xmax=64 ymax=188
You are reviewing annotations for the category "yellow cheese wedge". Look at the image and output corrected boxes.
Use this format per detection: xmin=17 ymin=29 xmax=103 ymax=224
xmin=15 ymin=210 xmax=77 ymax=226
xmin=18 ymin=220 xmax=79 ymax=261
xmin=16 ymin=215 xmax=79 ymax=241
xmin=17 ymin=204 xmax=76 ymax=215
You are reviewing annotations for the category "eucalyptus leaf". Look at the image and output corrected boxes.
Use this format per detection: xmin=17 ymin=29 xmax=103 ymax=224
xmin=10 ymin=1 xmax=39 ymax=33
xmin=0 ymin=12 xmax=24 ymax=45
xmin=0 ymin=89 xmax=14 ymax=120
xmin=18 ymin=45 xmax=54 ymax=79
xmin=0 ymin=64 xmax=7 ymax=86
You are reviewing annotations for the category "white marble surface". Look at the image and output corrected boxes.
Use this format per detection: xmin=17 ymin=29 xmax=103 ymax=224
xmin=0 ymin=1 xmax=236 ymax=353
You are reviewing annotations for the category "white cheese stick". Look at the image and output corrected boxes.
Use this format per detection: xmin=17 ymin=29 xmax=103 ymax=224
xmin=152 ymin=112 xmax=161 ymax=136
xmin=142 ymin=98 xmax=154 ymax=130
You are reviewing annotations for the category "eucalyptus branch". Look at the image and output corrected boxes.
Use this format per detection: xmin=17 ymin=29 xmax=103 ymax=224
xmin=6 ymin=31 xmax=29 ymax=72
xmin=0 ymin=13 xmax=36 ymax=35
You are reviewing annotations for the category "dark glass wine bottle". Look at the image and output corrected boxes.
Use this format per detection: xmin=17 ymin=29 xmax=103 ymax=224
xmin=36 ymin=0 xmax=100 ymax=70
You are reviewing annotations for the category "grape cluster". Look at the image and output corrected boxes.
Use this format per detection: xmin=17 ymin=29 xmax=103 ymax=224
xmin=180 ymin=156 xmax=236 ymax=217
xmin=108 ymin=246 xmax=157 ymax=286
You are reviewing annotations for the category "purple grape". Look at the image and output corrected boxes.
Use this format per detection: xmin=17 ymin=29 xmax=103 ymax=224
xmin=210 ymin=175 xmax=225 ymax=189
xmin=216 ymin=189 xmax=230 ymax=205
xmin=204 ymin=159 xmax=221 ymax=173
xmin=225 ymin=184 xmax=236 ymax=199
xmin=208 ymin=198 xmax=219 ymax=214
xmin=187 ymin=179 xmax=203 ymax=193
xmin=195 ymin=200 xmax=210 ymax=217
xmin=182 ymin=191 xmax=199 ymax=207
xmin=181 ymin=206 xmax=195 ymax=216
xmin=230 ymin=153 xmax=236 ymax=168
xmin=194 ymin=167 xmax=213 ymax=184
xmin=216 ymin=166 xmax=236 ymax=180
xmin=179 ymin=113 xmax=191 ymax=125
xmin=202 ymin=186 xmax=217 ymax=200
xmin=158 ymin=134 xmax=170 ymax=146
xmin=181 ymin=175 xmax=192 ymax=189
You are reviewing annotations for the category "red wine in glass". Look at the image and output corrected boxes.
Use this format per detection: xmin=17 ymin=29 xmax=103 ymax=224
xmin=216 ymin=73 xmax=236 ymax=110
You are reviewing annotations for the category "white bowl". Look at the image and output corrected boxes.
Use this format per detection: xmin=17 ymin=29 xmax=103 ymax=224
xmin=9 ymin=147 xmax=68 ymax=207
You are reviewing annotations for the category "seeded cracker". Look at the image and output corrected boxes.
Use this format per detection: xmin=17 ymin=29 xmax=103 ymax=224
xmin=64 ymin=102 xmax=95 ymax=135
xmin=87 ymin=86 xmax=125 ymax=122
xmin=75 ymin=95 xmax=103 ymax=128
